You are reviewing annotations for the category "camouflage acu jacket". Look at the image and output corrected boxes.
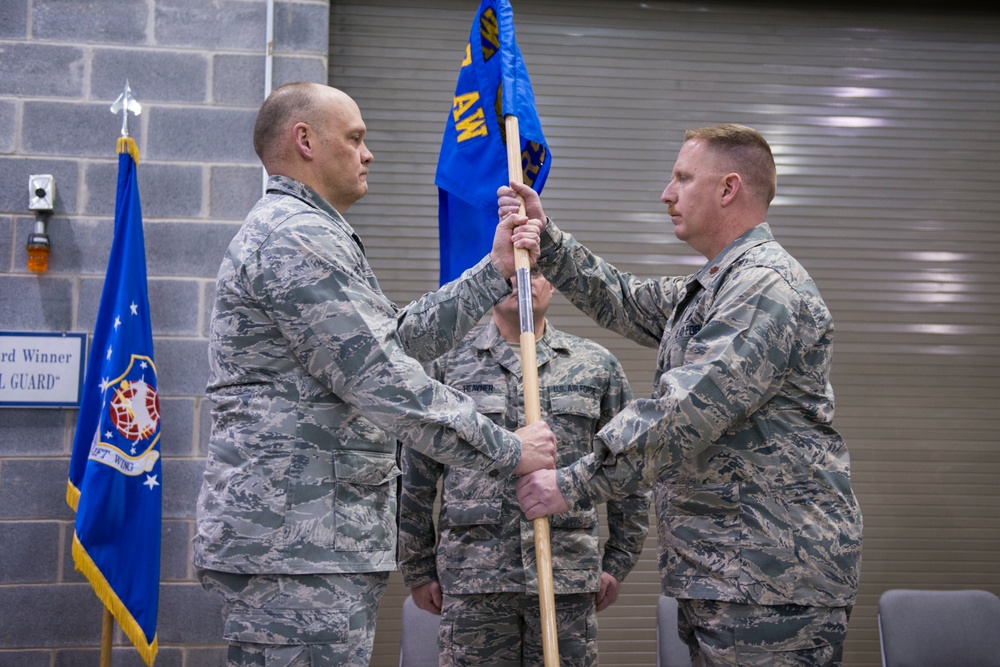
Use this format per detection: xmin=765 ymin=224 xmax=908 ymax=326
xmin=193 ymin=175 xmax=523 ymax=575
xmin=540 ymin=221 xmax=863 ymax=608
xmin=399 ymin=322 xmax=650 ymax=595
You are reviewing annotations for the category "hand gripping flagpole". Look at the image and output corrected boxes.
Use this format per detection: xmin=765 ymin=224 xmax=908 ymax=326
xmin=505 ymin=113 xmax=560 ymax=667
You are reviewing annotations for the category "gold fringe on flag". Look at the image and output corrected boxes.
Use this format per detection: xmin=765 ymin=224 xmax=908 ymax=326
xmin=72 ymin=533 xmax=158 ymax=666
xmin=66 ymin=481 xmax=81 ymax=512
xmin=117 ymin=136 xmax=140 ymax=164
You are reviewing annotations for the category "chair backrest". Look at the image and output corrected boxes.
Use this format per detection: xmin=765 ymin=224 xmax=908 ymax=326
xmin=399 ymin=595 xmax=441 ymax=667
xmin=878 ymin=588 xmax=1000 ymax=667
xmin=657 ymin=595 xmax=693 ymax=667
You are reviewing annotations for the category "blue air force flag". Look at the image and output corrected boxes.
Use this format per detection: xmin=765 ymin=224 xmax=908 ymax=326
xmin=67 ymin=136 xmax=160 ymax=666
xmin=436 ymin=0 xmax=551 ymax=284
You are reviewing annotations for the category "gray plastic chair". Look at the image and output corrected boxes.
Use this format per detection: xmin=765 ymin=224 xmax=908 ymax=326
xmin=657 ymin=595 xmax=694 ymax=667
xmin=399 ymin=594 xmax=441 ymax=667
xmin=878 ymin=588 xmax=1000 ymax=667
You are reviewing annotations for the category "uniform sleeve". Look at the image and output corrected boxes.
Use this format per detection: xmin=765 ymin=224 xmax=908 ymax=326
xmin=598 ymin=355 xmax=650 ymax=580
xmin=254 ymin=215 xmax=521 ymax=475
xmin=538 ymin=220 xmax=682 ymax=349
xmin=558 ymin=266 xmax=803 ymax=507
xmin=398 ymin=442 xmax=444 ymax=588
xmin=396 ymin=256 xmax=513 ymax=362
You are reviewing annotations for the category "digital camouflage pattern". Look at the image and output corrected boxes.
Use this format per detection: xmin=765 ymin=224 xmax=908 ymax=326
xmin=198 ymin=569 xmax=388 ymax=667
xmin=193 ymin=175 xmax=524 ymax=576
xmin=538 ymin=220 xmax=863 ymax=609
xmin=398 ymin=321 xmax=649 ymax=596
xmin=438 ymin=591 xmax=598 ymax=667
xmin=676 ymin=599 xmax=849 ymax=666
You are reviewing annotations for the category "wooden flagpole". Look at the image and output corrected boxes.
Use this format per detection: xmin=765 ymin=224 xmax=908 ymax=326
xmin=504 ymin=113 xmax=560 ymax=667
xmin=101 ymin=607 xmax=113 ymax=667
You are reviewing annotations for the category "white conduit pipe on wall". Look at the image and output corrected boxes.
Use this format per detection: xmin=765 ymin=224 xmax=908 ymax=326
xmin=262 ymin=0 xmax=275 ymax=194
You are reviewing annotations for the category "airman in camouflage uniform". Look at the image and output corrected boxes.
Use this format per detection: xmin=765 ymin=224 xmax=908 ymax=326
xmin=192 ymin=82 xmax=556 ymax=667
xmin=399 ymin=270 xmax=650 ymax=666
xmin=505 ymin=124 xmax=863 ymax=666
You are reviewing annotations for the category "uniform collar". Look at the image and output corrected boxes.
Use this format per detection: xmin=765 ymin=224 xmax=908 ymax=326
xmin=471 ymin=320 xmax=571 ymax=375
xmin=265 ymin=174 xmax=364 ymax=253
xmin=691 ymin=222 xmax=774 ymax=290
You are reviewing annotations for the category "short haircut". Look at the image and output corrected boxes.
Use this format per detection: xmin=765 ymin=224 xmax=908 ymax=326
xmin=684 ymin=124 xmax=777 ymax=205
xmin=253 ymin=82 xmax=322 ymax=162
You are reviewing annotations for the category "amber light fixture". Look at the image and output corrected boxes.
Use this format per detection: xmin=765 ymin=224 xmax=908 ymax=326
xmin=27 ymin=174 xmax=55 ymax=273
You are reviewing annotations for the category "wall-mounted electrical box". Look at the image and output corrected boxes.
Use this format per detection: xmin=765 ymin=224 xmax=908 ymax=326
xmin=29 ymin=174 xmax=55 ymax=211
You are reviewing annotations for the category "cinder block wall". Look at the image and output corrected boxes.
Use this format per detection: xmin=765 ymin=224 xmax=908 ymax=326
xmin=0 ymin=1 xmax=329 ymax=664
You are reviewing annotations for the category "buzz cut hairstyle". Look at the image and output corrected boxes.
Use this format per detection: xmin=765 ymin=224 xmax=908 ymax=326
xmin=253 ymin=82 xmax=323 ymax=162
xmin=685 ymin=124 xmax=777 ymax=205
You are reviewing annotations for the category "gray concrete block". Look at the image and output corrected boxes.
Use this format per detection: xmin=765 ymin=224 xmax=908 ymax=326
xmin=0 ymin=584 xmax=103 ymax=645
xmin=212 ymin=54 xmax=327 ymax=106
xmin=0 ymin=275 xmax=75 ymax=331
xmin=209 ymin=165 xmax=262 ymax=221
xmin=212 ymin=54 xmax=264 ymax=107
xmin=0 ymin=408 xmax=70 ymax=456
xmin=0 ymin=217 xmax=10 ymax=271
xmin=161 ymin=455 xmax=206 ymax=520
xmin=0 ymin=459 xmax=74 ymax=520
xmin=155 ymin=0 xmax=265 ymax=50
xmin=157 ymin=582 xmax=224 ymax=644
xmin=274 ymin=1 xmax=330 ymax=55
xmin=0 ymin=651 xmax=50 ymax=667
xmin=78 ymin=276 xmax=108 ymax=331
xmin=0 ymin=101 xmax=15 ymax=153
xmin=272 ymin=55 xmax=329 ymax=88
xmin=0 ymin=0 xmax=28 ymax=38
xmin=0 ymin=521 xmax=61 ymax=583
xmin=92 ymin=49 xmax=208 ymax=104
xmin=55 ymin=648 xmax=183 ymax=667
xmin=152 ymin=337 xmax=209 ymax=397
xmin=16 ymin=216 xmax=112 ymax=276
xmin=23 ymin=102 xmax=127 ymax=158
xmin=157 ymin=397 xmax=195 ymax=455
xmin=53 ymin=651 xmax=103 ymax=667
xmin=137 ymin=163 xmax=205 ymax=219
xmin=160 ymin=518 xmax=192 ymax=581
xmin=0 ymin=43 xmax=85 ymax=97
xmin=148 ymin=279 xmax=202 ymax=336
xmin=85 ymin=160 xmax=204 ymax=219
xmin=147 ymin=107 xmax=257 ymax=163
xmin=32 ymin=0 xmax=147 ymax=44
xmin=144 ymin=220 xmax=242 ymax=278
xmin=0 ymin=157 xmax=80 ymax=216
xmin=79 ymin=279 xmax=198 ymax=337
xmin=185 ymin=647 xmax=229 ymax=666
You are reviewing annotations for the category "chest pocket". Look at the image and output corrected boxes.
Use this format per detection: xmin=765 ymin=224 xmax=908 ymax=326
xmin=663 ymin=282 xmax=708 ymax=372
xmin=547 ymin=392 xmax=601 ymax=468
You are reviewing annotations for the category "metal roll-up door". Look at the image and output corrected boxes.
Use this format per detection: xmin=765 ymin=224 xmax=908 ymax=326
xmin=330 ymin=3 xmax=1000 ymax=666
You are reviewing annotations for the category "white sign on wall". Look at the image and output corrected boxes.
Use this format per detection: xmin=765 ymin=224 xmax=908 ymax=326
xmin=0 ymin=332 xmax=87 ymax=408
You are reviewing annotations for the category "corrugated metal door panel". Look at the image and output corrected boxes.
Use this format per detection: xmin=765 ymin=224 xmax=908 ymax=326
xmin=330 ymin=2 xmax=1000 ymax=666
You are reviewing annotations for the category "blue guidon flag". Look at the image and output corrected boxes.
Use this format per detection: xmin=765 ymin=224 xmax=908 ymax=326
xmin=67 ymin=135 xmax=160 ymax=666
xmin=435 ymin=0 xmax=551 ymax=284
